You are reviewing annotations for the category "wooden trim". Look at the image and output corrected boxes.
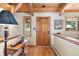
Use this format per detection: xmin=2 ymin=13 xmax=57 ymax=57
xmin=53 ymin=33 xmax=79 ymax=45
xmin=23 ymin=17 xmax=25 ymax=35
xmin=0 ymin=34 xmax=21 ymax=43
xmin=60 ymin=3 xmax=68 ymax=15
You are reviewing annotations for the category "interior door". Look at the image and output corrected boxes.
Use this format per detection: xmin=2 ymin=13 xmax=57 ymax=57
xmin=36 ymin=17 xmax=50 ymax=46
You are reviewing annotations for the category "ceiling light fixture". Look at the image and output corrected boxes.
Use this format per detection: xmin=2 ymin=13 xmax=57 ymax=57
xmin=42 ymin=5 xmax=46 ymax=8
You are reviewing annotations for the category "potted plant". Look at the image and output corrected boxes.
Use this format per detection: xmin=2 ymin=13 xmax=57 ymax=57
xmin=21 ymin=35 xmax=26 ymax=41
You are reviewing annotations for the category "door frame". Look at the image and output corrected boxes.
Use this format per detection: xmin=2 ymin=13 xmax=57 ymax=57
xmin=36 ymin=16 xmax=51 ymax=46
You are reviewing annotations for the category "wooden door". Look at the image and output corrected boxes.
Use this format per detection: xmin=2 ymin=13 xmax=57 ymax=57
xmin=36 ymin=17 xmax=50 ymax=46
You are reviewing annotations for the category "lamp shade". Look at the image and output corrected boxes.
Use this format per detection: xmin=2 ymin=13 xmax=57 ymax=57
xmin=0 ymin=10 xmax=18 ymax=25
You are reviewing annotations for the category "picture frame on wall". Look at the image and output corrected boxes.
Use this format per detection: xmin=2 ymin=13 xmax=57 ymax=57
xmin=54 ymin=19 xmax=62 ymax=29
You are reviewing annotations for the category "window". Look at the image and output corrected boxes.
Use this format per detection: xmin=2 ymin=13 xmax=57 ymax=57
xmin=66 ymin=21 xmax=76 ymax=30
xmin=23 ymin=16 xmax=31 ymax=37
xmin=66 ymin=16 xmax=79 ymax=31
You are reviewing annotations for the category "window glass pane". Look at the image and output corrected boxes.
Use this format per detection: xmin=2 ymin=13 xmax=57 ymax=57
xmin=25 ymin=23 xmax=30 ymax=36
xmin=66 ymin=21 xmax=76 ymax=30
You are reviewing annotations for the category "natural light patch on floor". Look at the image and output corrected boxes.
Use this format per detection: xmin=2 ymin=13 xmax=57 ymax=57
xmin=24 ymin=46 xmax=56 ymax=56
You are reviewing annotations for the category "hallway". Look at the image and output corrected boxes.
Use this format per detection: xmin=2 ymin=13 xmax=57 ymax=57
xmin=24 ymin=46 xmax=56 ymax=56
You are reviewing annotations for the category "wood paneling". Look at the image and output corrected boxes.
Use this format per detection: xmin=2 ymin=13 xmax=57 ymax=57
xmin=32 ymin=3 xmax=62 ymax=8
xmin=33 ymin=8 xmax=60 ymax=12
xmin=0 ymin=3 xmax=15 ymax=13
xmin=1 ymin=3 xmax=79 ymax=13
xmin=14 ymin=3 xmax=62 ymax=13
xmin=6 ymin=3 xmax=63 ymax=13
xmin=24 ymin=46 xmax=56 ymax=56
xmin=0 ymin=3 xmax=11 ymax=10
xmin=17 ymin=4 xmax=30 ymax=12
xmin=36 ymin=17 xmax=50 ymax=46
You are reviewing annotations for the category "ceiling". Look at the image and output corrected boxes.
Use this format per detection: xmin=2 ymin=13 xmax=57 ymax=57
xmin=0 ymin=3 xmax=79 ymax=15
xmin=10 ymin=3 xmax=64 ymax=12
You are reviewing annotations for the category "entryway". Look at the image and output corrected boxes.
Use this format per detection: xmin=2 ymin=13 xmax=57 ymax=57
xmin=23 ymin=17 xmax=56 ymax=56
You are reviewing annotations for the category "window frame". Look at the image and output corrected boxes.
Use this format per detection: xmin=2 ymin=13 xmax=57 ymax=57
xmin=65 ymin=16 xmax=79 ymax=31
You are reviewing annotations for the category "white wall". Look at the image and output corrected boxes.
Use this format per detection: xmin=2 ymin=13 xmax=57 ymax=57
xmin=52 ymin=35 xmax=79 ymax=56
xmin=31 ymin=12 xmax=64 ymax=45
xmin=14 ymin=13 xmax=31 ymax=35
xmin=0 ymin=12 xmax=79 ymax=45
xmin=13 ymin=12 xmax=79 ymax=45
xmin=12 ymin=12 xmax=64 ymax=45
xmin=14 ymin=13 xmax=34 ymax=45
xmin=51 ymin=12 xmax=79 ymax=55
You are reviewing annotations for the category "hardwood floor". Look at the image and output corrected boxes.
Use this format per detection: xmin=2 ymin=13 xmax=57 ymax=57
xmin=24 ymin=46 xmax=56 ymax=56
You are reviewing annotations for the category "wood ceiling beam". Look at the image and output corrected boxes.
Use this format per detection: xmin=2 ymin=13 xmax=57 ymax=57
xmin=60 ymin=3 xmax=68 ymax=16
xmin=14 ymin=3 xmax=23 ymax=13
xmin=64 ymin=10 xmax=79 ymax=12
xmin=0 ymin=3 xmax=11 ymax=10
xmin=10 ymin=6 xmax=15 ymax=14
xmin=29 ymin=3 xmax=33 ymax=16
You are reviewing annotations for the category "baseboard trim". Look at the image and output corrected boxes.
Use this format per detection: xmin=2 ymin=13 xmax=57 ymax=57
xmin=51 ymin=44 xmax=61 ymax=56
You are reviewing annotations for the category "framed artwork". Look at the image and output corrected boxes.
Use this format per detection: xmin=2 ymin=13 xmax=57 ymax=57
xmin=54 ymin=20 xmax=62 ymax=29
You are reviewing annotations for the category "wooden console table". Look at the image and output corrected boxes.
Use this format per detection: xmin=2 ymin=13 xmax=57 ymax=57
xmin=7 ymin=42 xmax=23 ymax=56
xmin=7 ymin=40 xmax=29 ymax=56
